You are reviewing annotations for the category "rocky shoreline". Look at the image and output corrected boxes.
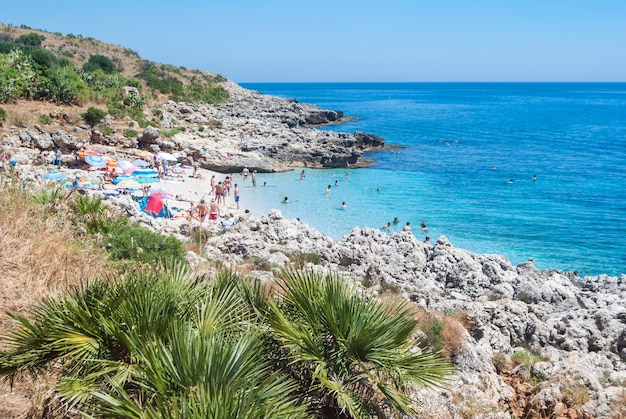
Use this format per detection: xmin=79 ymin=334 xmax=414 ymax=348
xmin=122 ymin=204 xmax=625 ymax=418
xmin=2 ymin=82 xmax=626 ymax=417
xmin=1 ymin=80 xmax=385 ymax=174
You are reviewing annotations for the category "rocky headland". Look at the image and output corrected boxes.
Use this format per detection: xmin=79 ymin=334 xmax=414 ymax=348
xmin=1 ymin=80 xmax=385 ymax=174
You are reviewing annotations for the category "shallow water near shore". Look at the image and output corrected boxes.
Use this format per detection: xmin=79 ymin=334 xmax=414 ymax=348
xmin=240 ymin=83 xmax=626 ymax=276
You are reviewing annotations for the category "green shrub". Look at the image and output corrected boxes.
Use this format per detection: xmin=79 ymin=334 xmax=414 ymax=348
xmin=97 ymin=124 xmax=112 ymax=136
xmin=17 ymin=32 xmax=45 ymax=47
xmin=83 ymin=54 xmax=116 ymax=74
xmin=339 ymin=256 xmax=353 ymax=266
xmin=123 ymin=129 xmax=137 ymax=139
xmin=0 ymin=107 xmax=6 ymax=125
xmin=512 ymin=348 xmax=546 ymax=368
xmin=492 ymin=352 xmax=507 ymax=372
xmin=516 ymin=291 xmax=533 ymax=304
xmin=82 ymin=106 xmax=106 ymax=126
xmin=101 ymin=219 xmax=186 ymax=265
xmin=159 ymin=127 xmax=182 ymax=138
xmin=301 ymin=252 xmax=322 ymax=265
xmin=38 ymin=114 xmax=52 ymax=125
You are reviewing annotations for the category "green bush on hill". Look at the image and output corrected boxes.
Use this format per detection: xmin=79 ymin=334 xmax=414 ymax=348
xmin=16 ymin=32 xmax=45 ymax=47
xmin=83 ymin=54 xmax=116 ymax=74
xmin=82 ymin=106 xmax=106 ymax=126
xmin=0 ymin=26 xmax=230 ymax=117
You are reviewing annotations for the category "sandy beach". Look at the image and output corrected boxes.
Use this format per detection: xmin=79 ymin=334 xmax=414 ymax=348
xmin=125 ymin=165 xmax=264 ymax=220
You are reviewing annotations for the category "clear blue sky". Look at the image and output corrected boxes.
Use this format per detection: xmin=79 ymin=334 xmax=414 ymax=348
xmin=2 ymin=1 xmax=625 ymax=82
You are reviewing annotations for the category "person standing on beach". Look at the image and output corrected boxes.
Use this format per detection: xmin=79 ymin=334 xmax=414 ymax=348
xmin=224 ymin=176 xmax=232 ymax=196
xmin=214 ymin=182 xmax=224 ymax=205
xmin=156 ymin=160 xmax=164 ymax=180
xmin=242 ymin=167 xmax=249 ymax=180
xmin=210 ymin=175 xmax=216 ymax=195
xmin=234 ymin=184 xmax=240 ymax=209
xmin=209 ymin=199 xmax=220 ymax=220
xmin=195 ymin=199 xmax=210 ymax=223
xmin=54 ymin=149 xmax=62 ymax=167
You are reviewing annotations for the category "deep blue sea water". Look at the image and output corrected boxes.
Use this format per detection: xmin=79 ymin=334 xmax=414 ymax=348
xmin=239 ymin=83 xmax=626 ymax=277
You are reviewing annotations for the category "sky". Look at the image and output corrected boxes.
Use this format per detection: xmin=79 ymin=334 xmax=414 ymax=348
xmin=2 ymin=1 xmax=625 ymax=83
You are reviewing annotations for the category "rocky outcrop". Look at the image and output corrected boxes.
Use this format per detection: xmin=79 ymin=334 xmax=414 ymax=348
xmin=135 ymin=209 xmax=625 ymax=418
xmin=1 ymin=84 xmax=385 ymax=173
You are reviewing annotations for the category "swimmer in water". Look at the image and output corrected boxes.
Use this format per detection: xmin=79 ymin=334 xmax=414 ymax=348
xmin=341 ymin=201 xmax=346 ymax=209
xmin=283 ymin=196 xmax=289 ymax=203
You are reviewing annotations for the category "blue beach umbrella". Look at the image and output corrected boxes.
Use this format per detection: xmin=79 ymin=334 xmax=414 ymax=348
xmin=132 ymin=159 xmax=151 ymax=168
xmin=43 ymin=171 xmax=67 ymax=181
xmin=85 ymin=155 xmax=106 ymax=167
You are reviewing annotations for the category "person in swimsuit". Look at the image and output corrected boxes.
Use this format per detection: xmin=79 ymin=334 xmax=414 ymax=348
xmin=209 ymin=199 xmax=220 ymax=220
xmin=195 ymin=199 xmax=210 ymax=222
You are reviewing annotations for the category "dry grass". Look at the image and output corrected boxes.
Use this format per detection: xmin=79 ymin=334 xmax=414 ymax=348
xmin=0 ymin=184 xmax=109 ymax=329
xmin=412 ymin=306 xmax=469 ymax=360
xmin=0 ymin=181 xmax=111 ymax=416
xmin=609 ymin=390 xmax=626 ymax=419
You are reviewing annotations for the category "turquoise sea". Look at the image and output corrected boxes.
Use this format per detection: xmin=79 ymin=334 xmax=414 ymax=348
xmin=239 ymin=83 xmax=626 ymax=277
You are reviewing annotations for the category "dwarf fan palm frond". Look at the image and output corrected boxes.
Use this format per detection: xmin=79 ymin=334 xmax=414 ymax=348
xmin=265 ymin=269 xmax=454 ymax=418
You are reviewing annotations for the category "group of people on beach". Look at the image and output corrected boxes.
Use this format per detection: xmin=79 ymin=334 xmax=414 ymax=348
xmin=188 ymin=168 xmax=256 ymax=226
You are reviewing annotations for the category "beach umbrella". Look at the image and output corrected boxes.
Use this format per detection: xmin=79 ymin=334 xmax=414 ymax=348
xmin=78 ymin=150 xmax=101 ymax=158
xmin=132 ymin=159 xmax=151 ymax=167
xmin=83 ymin=175 xmax=102 ymax=185
xmin=43 ymin=171 xmax=67 ymax=182
xmin=65 ymin=178 xmax=92 ymax=189
xmin=158 ymin=152 xmax=177 ymax=161
xmin=116 ymin=179 xmax=141 ymax=190
xmin=149 ymin=189 xmax=173 ymax=197
xmin=117 ymin=160 xmax=133 ymax=170
xmin=85 ymin=155 xmax=106 ymax=167
xmin=123 ymin=166 xmax=139 ymax=174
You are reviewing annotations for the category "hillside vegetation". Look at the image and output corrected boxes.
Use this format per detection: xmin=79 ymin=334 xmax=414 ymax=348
xmin=0 ymin=23 xmax=229 ymax=129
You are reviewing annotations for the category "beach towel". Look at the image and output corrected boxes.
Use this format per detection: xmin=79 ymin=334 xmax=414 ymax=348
xmin=139 ymin=192 xmax=173 ymax=218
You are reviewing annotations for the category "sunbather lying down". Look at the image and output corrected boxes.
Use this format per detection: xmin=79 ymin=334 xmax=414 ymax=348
xmin=221 ymin=213 xmax=236 ymax=229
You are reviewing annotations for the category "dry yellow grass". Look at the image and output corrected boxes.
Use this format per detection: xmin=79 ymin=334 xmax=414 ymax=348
xmin=0 ymin=180 xmax=110 ymax=417
xmin=0 ymin=184 xmax=109 ymax=329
